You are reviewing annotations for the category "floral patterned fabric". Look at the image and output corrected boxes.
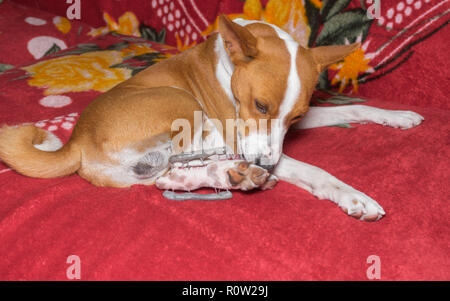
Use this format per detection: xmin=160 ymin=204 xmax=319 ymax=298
xmin=4 ymin=0 xmax=449 ymax=107
xmin=0 ymin=0 xmax=449 ymax=280
xmin=0 ymin=31 xmax=177 ymax=142
xmin=0 ymin=0 xmax=95 ymax=68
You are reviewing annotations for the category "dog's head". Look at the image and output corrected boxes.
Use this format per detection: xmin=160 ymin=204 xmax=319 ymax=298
xmin=217 ymin=15 xmax=359 ymax=169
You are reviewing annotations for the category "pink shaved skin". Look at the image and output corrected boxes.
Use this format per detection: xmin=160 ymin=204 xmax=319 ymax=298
xmin=155 ymin=160 xmax=272 ymax=192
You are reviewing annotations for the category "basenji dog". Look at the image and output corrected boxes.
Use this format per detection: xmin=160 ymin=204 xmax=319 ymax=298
xmin=0 ymin=15 xmax=423 ymax=221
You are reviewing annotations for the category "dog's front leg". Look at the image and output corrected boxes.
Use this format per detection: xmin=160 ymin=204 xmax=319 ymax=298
xmin=294 ymin=105 xmax=424 ymax=129
xmin=273 ymin=154 xmax=385 ymax=221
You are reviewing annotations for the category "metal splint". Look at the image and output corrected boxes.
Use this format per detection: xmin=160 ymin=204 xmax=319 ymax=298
xmin=168 ymin=147 xmax=228 ymax=165
xmin=163 ymin=190 xmax=233 ymax=201
xmin=162 ymin=147 xmax=235 ymax=201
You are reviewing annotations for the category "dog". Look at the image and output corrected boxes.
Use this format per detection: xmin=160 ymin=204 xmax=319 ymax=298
xmin=0 ymin=15 xmax=423 ymax=221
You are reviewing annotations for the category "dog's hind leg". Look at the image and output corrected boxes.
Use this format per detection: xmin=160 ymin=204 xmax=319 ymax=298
xmin=156 ymin=160 xmax=269 ymax=192
xmin=294 ymin=105 xmax=424 ymax=129
xmin=273 ymin=154 xmax=385 ymax=222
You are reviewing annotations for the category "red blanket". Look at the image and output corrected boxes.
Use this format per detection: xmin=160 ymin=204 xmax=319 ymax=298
xmin=0 ymin=0 xmax=449 ymax=280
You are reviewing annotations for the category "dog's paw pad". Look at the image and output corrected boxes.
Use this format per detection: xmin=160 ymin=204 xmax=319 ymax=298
xmin=250 ymin=166 xmax=269 ymax=186
xmin=227 ymin=168 xmax=246 ymax=186
xmin=227 ymin=161 xmax=269 ymax=191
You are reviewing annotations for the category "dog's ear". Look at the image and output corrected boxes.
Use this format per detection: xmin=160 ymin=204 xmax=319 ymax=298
xmin=310 ymin=43 xmax=360 ymax=72
xmin=218 ymin=15 xmax=258 ymax=64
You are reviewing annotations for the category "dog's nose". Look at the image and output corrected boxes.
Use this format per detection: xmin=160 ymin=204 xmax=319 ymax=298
xmin=255 ymin=158 xmax=275 ymax=171
xmin=259 ymin=164 xmax=275 ymax=171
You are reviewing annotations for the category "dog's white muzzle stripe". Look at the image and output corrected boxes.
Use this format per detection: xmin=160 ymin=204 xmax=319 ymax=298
xmin=233 ymin=19 xmax=301 ymax=165
xmin=215 ymin=19 xmax=301 ymax=165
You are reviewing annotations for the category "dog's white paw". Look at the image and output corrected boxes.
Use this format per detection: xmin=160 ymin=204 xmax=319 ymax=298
xmin=315 ymin=183 xmax=386 ymax=221
xmin=335 ymin=188 xmax=385 ymax=222
xmin=374 ymin=110 xmax=424 ymax=129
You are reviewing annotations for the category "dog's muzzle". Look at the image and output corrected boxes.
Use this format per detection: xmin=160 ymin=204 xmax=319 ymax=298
xmin=255 ymin=158 xmax=275 ymax=171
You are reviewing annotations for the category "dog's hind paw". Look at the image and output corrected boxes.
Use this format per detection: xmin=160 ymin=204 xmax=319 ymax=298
xmin=260 ymin=175 xmax=278 ymax=190
xmin=374 ymin=110 xmax=424 ymax=129
xmin=227 ymin=161 xmax=270 ymax=191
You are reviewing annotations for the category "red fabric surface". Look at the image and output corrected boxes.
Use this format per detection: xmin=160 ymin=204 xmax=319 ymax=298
xmin=1 ymin=98 xmax=448 ymax=281
xmin=0 ymin=1 xmax=449 ymax=280
xmin=357 ymin=25 xmax=450 ymax=110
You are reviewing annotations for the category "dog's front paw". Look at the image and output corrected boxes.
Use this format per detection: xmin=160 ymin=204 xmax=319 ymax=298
xmin=227 ymin=161 xmax=270 ymax=191
xmin=375 ymin=110 xmax=424 ymax=129
xmin=335 ymin=188 xmax=385 ymax=222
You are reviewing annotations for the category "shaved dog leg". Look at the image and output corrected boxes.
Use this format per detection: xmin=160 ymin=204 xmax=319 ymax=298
xmin=293 ymin=105 xmax=424 ymax=129
xmin=156 ymin=160 xmax=269 ymax=192
xmin=273 ymin=154 xmax=385 ymax=222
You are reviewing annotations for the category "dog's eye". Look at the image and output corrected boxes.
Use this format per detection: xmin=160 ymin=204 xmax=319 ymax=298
xmin=254 ymin=99 xmax=268 ymax=114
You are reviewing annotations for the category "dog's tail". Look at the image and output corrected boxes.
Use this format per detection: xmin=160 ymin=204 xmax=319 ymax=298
xmin=0 ymin=125 xmax=80 ymax=178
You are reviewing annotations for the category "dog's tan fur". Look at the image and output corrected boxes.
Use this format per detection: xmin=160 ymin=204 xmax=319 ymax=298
xmin=0 ymin=15 xmax=359 ymax=188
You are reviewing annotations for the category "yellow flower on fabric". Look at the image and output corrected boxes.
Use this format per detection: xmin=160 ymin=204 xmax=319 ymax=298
xmin=202 ymin=0 xmax=311 ymax=47
xmin=155 ymin=53 xmax=173 ymax=62
xmin=264 ymin=0 xmax=292 ymax=27
xmin=310 ymin=0 xmax=322 ymax=8
xmin=121 ymin=43 xmax=157 ymax=57
xmin=22 ymin=51 xmax=132 ymax=95
xmin=264 ymin=0 xmax=310 ymax=45
xmin=53 ymin=16 xmax=71 ymax=34
xmin=88 ymin=27 xmax=109 ymax=37
xmin=116 ymin=12 xmax=140 ymax=36
xmin=243 ymin=0 xmax=263 ymax=20
xmin=89 ymin=12 xmax=140 ymax=37
xmin=154 ymin=52 xmax=174 ymax=62
xmin=175 ymin=33 xmax=197 ymax=52
xmin=329 ymin=40 xmax=374 ymax=93
xmin=121 ymin=43 xmax=173 ymax=62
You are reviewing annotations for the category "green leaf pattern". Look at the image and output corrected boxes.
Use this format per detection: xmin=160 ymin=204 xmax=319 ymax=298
xmin=303 ymin=0 xmax=374 ymax=109
xmin=316 ymin=10 xmax=373 ymax=46
xmin=43 ymin=43 xmax=62 ymax=57
xmin=0 ymin=63 xmax=15 ymax=74
xmin=320 ymin=0 xmax=351 ymax=21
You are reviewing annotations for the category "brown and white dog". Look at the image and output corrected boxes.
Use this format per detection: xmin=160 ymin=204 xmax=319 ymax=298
xmin=0 ymin=16 xmax=423 ymax=221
